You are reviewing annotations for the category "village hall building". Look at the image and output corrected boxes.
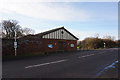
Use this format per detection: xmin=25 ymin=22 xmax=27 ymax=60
xmin=4 ymin=26 xmax=79 ymax=55
xmin=3 ymin=27 xmax=79 ymax=56
xmin=34 ymin=26 xmax=79 ymax=52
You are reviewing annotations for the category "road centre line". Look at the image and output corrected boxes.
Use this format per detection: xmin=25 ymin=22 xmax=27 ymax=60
xmin=79 ymin=54 xmax=95 ymax=58
xmin=81 ymin=55 xmax=86 ymax=57
xmin=25 ymin=59 xmax=68 ymax=69
xmin=78 ymin=50 xmax=108 ymax=59
xmin=25 ymin=52 xmax=102 ymax=69
xmin=90 ymin=54 xmax=95 ymax=55
xmin=97 ymin=51 xmax=107 ymax=54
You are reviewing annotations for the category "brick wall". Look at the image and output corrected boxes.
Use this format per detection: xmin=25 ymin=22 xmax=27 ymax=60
xmin=2 ymin=36 xmax=77 ymax=56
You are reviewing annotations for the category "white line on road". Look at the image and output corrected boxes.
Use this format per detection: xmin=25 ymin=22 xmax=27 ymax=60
xmin=79 ymin=54 xmax=95 ymax=58
xmin=78 ymin=57 xmax=81 ymax=58
xmin=90 ymin=54 xmax=94 ymax=55
xmin=25 ymin=59 xmax=68 ymax=69
xmin=81 ymin=55 xmax=86 ymax=57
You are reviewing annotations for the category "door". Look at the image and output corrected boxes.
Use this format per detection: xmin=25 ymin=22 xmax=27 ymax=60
xmin=58 ymin=41 xmax=64 ymax=51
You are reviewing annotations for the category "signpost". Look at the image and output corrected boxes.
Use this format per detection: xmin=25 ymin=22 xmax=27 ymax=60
xmin=104 ymin=42 xmax=106 ymax=48
xmin=14 ymin=29 xmax=17 ymax=56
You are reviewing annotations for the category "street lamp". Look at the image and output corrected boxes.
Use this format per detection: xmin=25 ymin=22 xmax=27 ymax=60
xmin=104 ymin=42 xmax=106 ymax=48
xmin=14 ymin=29 xmax=17 ymax=56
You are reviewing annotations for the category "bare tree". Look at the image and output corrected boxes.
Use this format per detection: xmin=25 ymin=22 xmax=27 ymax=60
xmin=1 ymin=20 xmax=23 ymax=39
xmin=94 ymin=33 xmax=99 ymax=38
xmin=103 ymin=35 xmax=115 ymax=41
xmin=0 ymin=32 xmax=6 ymax=38
xmin=22 ymin=27 xmax=35 ymax=35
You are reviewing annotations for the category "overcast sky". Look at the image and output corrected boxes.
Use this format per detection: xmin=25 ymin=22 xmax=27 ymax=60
xmin=0 ymin=0 xmax=118 ymax=40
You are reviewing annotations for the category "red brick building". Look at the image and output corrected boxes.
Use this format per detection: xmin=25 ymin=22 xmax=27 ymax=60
xmin=3 ymin=27 xmax=79 ymax=56
xmin=22 ymin=27 xmax=78 ymax=52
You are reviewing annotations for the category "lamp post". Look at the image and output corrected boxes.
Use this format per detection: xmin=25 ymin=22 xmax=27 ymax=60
xmin=14 ymin=29 xmax=17 ymax=56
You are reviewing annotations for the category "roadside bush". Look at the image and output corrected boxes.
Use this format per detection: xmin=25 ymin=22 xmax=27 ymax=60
xmin=79 ymin=37 xmax=117 ymax=50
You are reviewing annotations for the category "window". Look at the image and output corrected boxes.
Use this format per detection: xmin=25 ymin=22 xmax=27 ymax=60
xmin=70 ymin=44 xmax=74 ymax=47
xmin=64 ymin=42 xmax=67 ymax=47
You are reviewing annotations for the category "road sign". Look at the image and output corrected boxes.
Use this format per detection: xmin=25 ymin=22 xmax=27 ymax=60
xmin=104 ymin=42 xmax=106 ymax=48
xmin=48 ymin=44 xmax=53 ymax=48
xmin=14 ymin=42 xmax=17 ymax=48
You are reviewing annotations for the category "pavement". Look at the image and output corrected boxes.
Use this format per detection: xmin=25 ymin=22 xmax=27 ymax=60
xmin=2 ymin=48 xmax=119 ymax=78
xmin=97 ymin=59 xmax=119 ymax=78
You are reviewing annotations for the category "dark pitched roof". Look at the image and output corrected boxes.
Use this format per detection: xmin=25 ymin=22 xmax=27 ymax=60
xmin=36 ymin=26 xmax=79 ymax=40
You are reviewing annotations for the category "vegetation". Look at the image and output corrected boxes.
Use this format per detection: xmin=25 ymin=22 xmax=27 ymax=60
xmin=1 ymin=19 xmax=119 ymax=50
xmin=78 ymin=37 xmax=119 ymax=50
xmin=0 ymin=19 xmax=35 ymax=39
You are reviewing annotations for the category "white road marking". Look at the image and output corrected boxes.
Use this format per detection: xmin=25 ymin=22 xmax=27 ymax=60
xmin=99 ymin=51 xmax=106 ymax=54
xmin=86 ymin=54 xmax=91 ymax=57
xmin=79 ymin=54 xmax=95 ymax=58
xmin=25 ymin=59 xmax=68 ymax=69
xmin=81 ymin=55 xmax=87 ymax=57
xmin=78 ymin=57 xmax=81 ymax=58
xmin=90 ymin=54 xmax=94 ymax=55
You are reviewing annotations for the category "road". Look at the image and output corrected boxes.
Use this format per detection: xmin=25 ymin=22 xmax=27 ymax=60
xmin=2 ymin=48 xmax=118 ymax=78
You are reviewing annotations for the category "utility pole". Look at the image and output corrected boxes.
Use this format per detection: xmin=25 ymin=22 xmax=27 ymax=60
xmin=14 ymin=29 xmax=17 ymax=56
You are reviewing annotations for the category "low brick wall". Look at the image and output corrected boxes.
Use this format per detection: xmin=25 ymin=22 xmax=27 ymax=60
xmin=2 ymin=36 xmax=43 ymax=56
xmin=2 ymin=35 xmax=77 ymax=56
xmin=2 ymin=38 xmax=14 ymax=56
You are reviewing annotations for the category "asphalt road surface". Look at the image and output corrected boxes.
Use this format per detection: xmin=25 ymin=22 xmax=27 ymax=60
xmin=2 ymin=48 xmax=118 ymax=78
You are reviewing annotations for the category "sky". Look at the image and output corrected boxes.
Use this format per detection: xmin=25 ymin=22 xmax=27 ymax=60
xmin=0 ymin=0 xmax=118 ymax=41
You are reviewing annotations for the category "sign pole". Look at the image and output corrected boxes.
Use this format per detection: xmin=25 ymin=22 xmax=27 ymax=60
xmin=104 ymin=42 xmax=106 ymax=48
xmin=14 ymin=29 xmax=17 ymax=56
